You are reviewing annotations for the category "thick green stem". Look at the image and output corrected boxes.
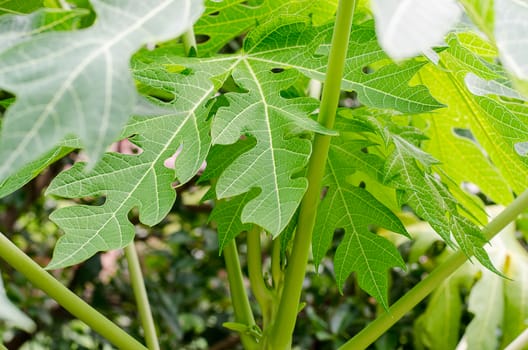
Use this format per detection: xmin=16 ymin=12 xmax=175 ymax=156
xmin=124 ymin=242 xmax=160 ymax=350
xmin=339 ymin=189 xmax=528 ymax=350
xmin=246 ymin=226 xmax=273 ymax=327
xmin=223 ymin=239 xmax=258 ymax=350
xmin=0 ymin=232 xmax=147 ymax=350
xmin=268 ymin=1 xmax=356 ymax=348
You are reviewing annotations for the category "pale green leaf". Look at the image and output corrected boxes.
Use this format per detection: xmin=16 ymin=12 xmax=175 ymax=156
xmin=495 ymin=0 xmax=528 ymax=80
xmin=0 ymin=8 xmax=88 ymax=51
xmin=0 ymin=0 xmax=204 ymax=182
xmin=0 ymin=140 xmax=77 ymax=198
xmin=313 ymin=137 xmax=408 ymax=307
xmin=414 ymin=278 xmax=463 ymax=350
xmin=465 ymin=268 xmax=504 ymax=350
xmin=371 ymin=0 xmax=461 ymax=60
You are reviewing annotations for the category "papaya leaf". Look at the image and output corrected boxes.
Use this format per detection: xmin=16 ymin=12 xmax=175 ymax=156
xmin=0 ymin=0 xmax=203 ymax=182
xmin=45 ymin=58 xmax=213 ymax=269
xmin=193 ymin=0 xmax=338 ymax=56
xmin=248 ymin=19 xmax=444 ymax=113
xmin=418 ymin=32 xmax=528 ymax=196
xmin=337 ymin=109 xmax=498 ymax=274
xmin=193 ymin=18 xmax=441 ymax=237
xmin=0 ymin=8 xmax=88 ymax=51
xmin=313 ymin=137 xmax=409 ymax=307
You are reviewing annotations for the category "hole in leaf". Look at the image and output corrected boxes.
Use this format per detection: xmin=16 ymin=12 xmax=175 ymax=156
xmin=220 ymin=75 xmax=248 ymax=93
xmin=240 ymin=0 xmax=264 ymax=7
xmin=196 ymin=34 xmax=210 ymax=44
xmin=515 ymin=142 xmax=528 ymax=156
xmin=164 ymin=145 xmax=183 ymax=170
xmin=0 ymin=89 xmax=15 ymax=114
xmin=271 ymin=68 xmax=284 ymax=73
xmin=110 ymin=139 xmax=143 ymax=155
xmin=209 ymin=11 xmax=220 ymax=16
xmin=453 ymin=127 xmax=475 ymax=141
xmin=320 ymin=186 xmax=329 ymax=199
xmin=362 ymin=66 xmax=375 ymax=74
xmin=358 ymin=181 xmax=366 ymax=189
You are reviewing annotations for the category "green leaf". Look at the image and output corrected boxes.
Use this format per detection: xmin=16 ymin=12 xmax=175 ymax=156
xmin=193 ymin=0 xmax=337 ymax=56
xmin=370 ymin=0 xmax=461 ymax=60
xmin=151 ymin=21 xmax=334 ymax=237
xmin=419 ymin=33 xmax=528 ymax=196
xmin=0 ymin=0 xmax=42 ymax=15
xmin=0 ymin=140 xmax=77 ymax=198
xmin=413 ymin=265 xmax=473 ymax=350
xmin=0 ymin=0 xmax=203 ymax=182
xmin=338 ymin=109 xmax=497 ymax=273
xmin=313 ymin=137 xmax=408 ymax=307
xmin=46 ymin=60 xmax=213 ymax=269
xmin=248 ymin=19 xmax=444 ymax=113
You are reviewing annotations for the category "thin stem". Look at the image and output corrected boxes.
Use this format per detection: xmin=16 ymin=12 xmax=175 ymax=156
xmin=246 ymin=226 xmax=273 ymax=327
xmin=124 ymin=242 xmax=160 ymax=350
xmin=268 ymin=1 xmax=356 ymax=348
xmin=182 ymin=28 xmax=197 ymax=57
xmin=0 ymin=232 xmax=147 ymax=350
xmin=223 ymin=239 xmax=258 ymax=350
xmin=505 ymin=328 xmax=528 ymax=350
xmin=339 ymin=189 xmax=528 ymax=350
xmin=271 ymin=237 xmax=281 ymax=289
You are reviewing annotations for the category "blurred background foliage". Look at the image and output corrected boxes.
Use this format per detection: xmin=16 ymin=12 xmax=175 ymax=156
xmin=1 ymin=157 xmax=527 ymax=349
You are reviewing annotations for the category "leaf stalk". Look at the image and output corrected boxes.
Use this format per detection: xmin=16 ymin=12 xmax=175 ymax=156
xmin=0 ymin=232 xmax=148 ymax=350
xmin=223 ymin=239 xmax=259 ymax=350
xmin=124 ymin=242 xmax=160 ymax=350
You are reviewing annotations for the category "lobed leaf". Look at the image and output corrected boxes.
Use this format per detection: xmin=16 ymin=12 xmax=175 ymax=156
xmin=46 ymin=55 xmax=214 ymax=269
xmin=313 ymin=136 xmax=409 ymax=307
xmin=419 ymin=33 xmax=528 ymax=196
